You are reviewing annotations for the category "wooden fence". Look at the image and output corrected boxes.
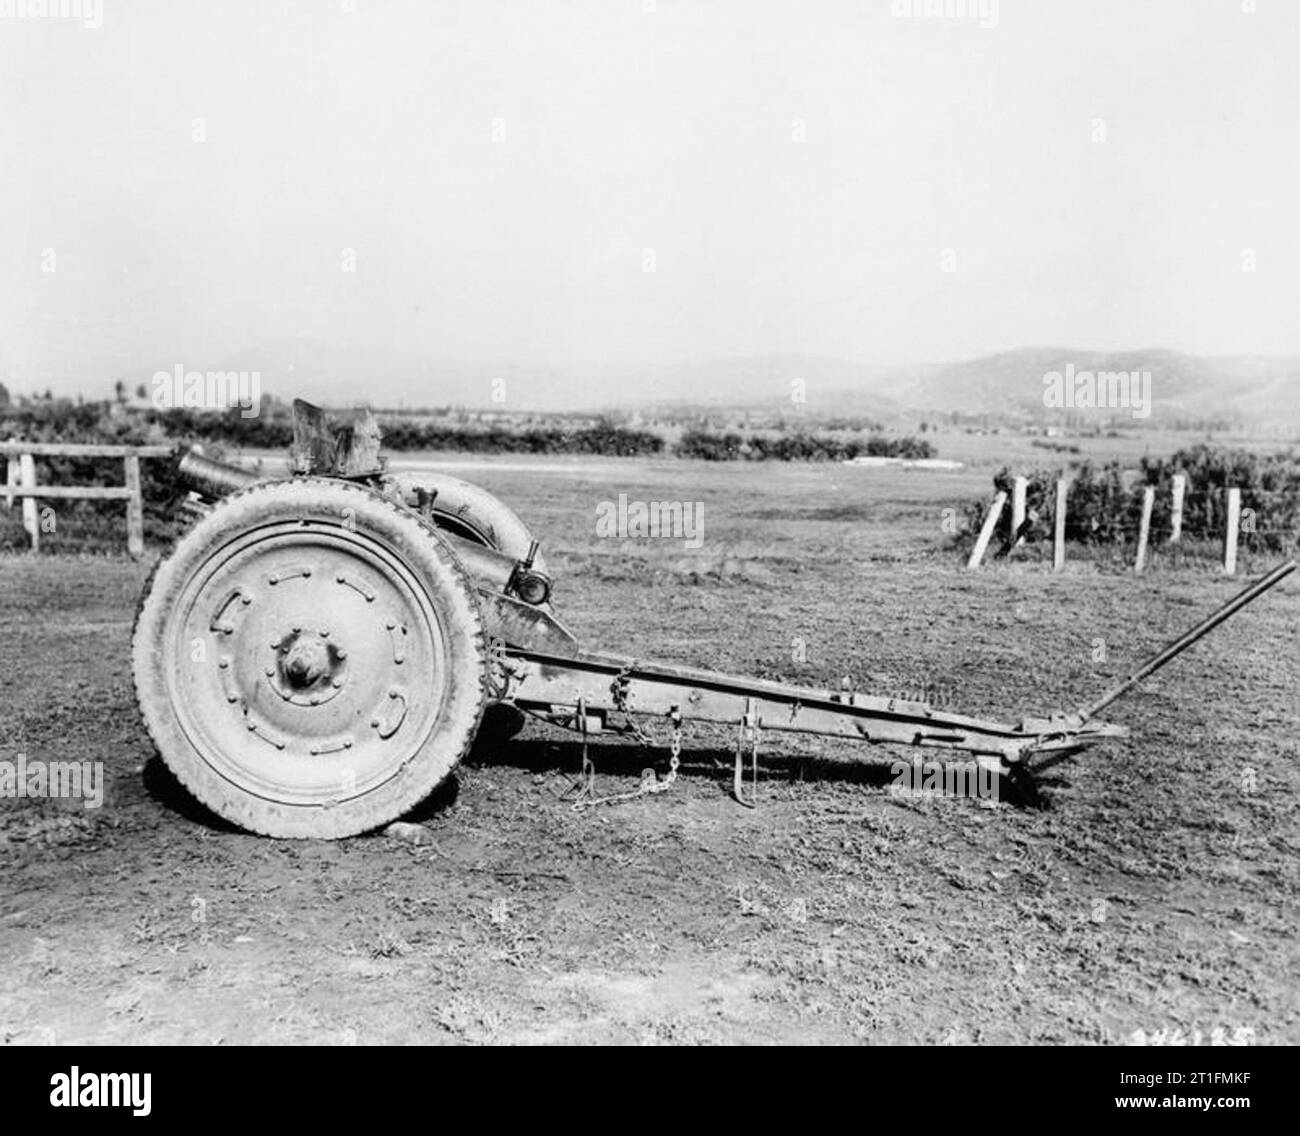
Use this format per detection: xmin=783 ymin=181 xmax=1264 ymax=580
xmin=969 ymin=473 xmax=1248 ymax=575
xmin=1 ymin=441 xmax=174 ymax=558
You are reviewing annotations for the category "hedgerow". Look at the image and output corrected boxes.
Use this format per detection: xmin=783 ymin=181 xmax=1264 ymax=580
xmin=959 ymin=445 xmax=1300 ymax=554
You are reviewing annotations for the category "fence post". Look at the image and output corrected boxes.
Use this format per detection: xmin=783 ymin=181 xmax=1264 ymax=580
xmin=1011 ymin=476 xmax=1027 ymax=546
xmin=1169 ymin=473 xmax=1186 ymax=544
xmin=19 ymin=452 xmax=39 ymax=552
xmin=1053 ymin=478 xmax=1068 ymax=572
xmin=967 ymin=491 xmax=1007 ymax=570
xmin=1135 ymin=486 xmax=1155 ymax=573
xmin=124 ymin=454 xmax=144 ymax=559
xmin=1223 ymin=488 xmax=1241 ymax=575
xmin=4 ymin=454 xmax=17 ymax=511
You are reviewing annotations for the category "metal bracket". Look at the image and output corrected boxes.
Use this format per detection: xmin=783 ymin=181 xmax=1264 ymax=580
xmin=734 ymin=697 xmax=760 ymax=808
xmin=561 ymin=695 xmax=597 ymax=806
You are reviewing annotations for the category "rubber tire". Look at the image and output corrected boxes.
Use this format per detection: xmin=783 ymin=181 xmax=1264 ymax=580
xmin=388 ymin=470 xmax=545 ymax=743
xmin=388 ymin=470 xmax=548 ymax=574
xmin=133 ymin=478 xmax=486 ymax=839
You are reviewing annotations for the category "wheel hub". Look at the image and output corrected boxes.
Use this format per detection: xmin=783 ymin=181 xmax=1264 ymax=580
xmin=270 ymin=629 xmax=348 ymax=706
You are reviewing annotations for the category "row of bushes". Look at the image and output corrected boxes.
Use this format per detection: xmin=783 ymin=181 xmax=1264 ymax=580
xmin=677 ymin=429 xmax=936 ymax=462
xmin=2 ymin=402 xmax=935 ymax=462
xmin=378 ymin=419 xmax=664 ymax=456
xmin=961 ymin=445 xmax=1300 ymax=554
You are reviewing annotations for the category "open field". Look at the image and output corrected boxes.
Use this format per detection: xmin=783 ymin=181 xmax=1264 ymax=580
xmin=2 ymin=456 xmax=1298 ymax=1044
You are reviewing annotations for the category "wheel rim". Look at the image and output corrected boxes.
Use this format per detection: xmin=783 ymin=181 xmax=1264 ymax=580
xmin=166 ymin=523 xmax=450 ymax=807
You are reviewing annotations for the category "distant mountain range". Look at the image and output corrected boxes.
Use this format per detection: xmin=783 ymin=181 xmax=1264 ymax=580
xmin=888 ymin=348 xmax=1300 ymax=427
xmin=636 ymin=349 xmax=1300 ymax=429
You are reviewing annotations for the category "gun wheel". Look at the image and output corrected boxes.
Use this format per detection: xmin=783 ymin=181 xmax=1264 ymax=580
xmin=133 ymin=478 xmax=486 ymax=838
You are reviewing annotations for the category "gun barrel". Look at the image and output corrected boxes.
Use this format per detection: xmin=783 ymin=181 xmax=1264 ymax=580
xmin=1079 ymin=558 xmax=1297 ymax=721
xmin=177 ymin=448 xmax=260 ymax=498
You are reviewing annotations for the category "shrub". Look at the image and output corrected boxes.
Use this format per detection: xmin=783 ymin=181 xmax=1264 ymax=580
xmin=677 ymin=429 xmax=745 ymax=460
xmin=959 ymin=446 xmax=1300 ymax=554
xmin=678 ymin=429 xmax=935 ymax=462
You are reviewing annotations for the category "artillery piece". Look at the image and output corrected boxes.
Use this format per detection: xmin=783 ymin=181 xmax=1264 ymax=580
xmin=132 ymin=401 xmax=1296 ymax=838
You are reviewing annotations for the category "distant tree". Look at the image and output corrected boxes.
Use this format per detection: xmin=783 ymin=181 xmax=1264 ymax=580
xmin=0 ymin=381 xmax=9 ymax=407
xmin=114 ymin=380 xmax=126 ymax=403
xmin=135 ymin=383 xmax=147 ymax=400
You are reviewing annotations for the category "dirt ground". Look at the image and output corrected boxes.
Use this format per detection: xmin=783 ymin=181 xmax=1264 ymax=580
xmin=2 ymin=458 xmax=1297 ymax=1044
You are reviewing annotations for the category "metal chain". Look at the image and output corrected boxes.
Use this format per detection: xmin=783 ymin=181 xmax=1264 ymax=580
xmin=571 ymin=706 xmax=682 ymax=811
xmin=485 ymin=637 xmax=519 ymax=700
xmin=609 ymin=662 xmax=657 ymax=747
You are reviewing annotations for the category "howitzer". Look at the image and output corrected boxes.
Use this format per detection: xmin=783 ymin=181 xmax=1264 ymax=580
xmin=131 ymin=402 xmax=1296 ymax=837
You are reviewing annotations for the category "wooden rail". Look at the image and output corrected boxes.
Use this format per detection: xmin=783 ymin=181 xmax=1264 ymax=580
xmin=2 ymin=441 xmax=174 ymax=558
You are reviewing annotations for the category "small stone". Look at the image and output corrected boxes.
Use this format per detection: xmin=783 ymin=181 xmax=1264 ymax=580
xmin=384 ymin=822 xmax=435 ymax=846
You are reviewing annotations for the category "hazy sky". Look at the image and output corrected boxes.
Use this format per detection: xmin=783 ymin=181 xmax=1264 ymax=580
xmin=2 ymin=0 xmax=1298 ymax=400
